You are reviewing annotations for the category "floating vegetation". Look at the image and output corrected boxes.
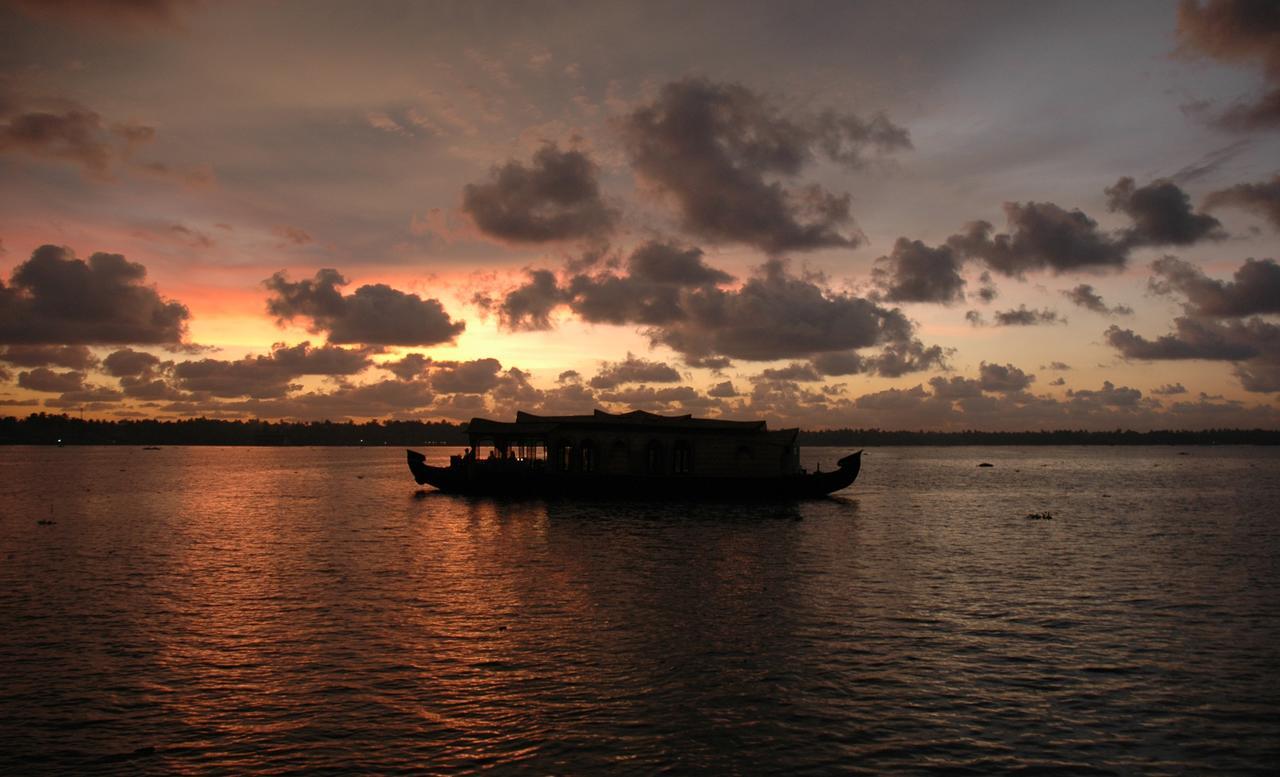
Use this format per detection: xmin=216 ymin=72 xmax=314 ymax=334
xmin=1025 ymin=512 xmax=1054 ymax=521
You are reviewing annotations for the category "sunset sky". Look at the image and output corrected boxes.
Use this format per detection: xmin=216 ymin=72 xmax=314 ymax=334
xmin=2 ymin=0 xmax=1279 ymax=429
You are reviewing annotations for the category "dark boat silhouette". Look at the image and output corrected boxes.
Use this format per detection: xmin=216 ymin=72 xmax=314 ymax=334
xmin=406 ymin=409 xmax=861 ymax=499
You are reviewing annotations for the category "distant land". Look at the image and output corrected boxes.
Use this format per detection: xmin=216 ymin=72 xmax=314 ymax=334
xmin=2 ymin=413 xmax=1278 ymax=446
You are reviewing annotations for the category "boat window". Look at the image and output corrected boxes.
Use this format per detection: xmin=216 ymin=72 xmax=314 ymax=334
xmin=558 ymin=443 xmax=573 ymax=472
xmin=673 ymin=440 xmax=692 ymax=474
xmin=646 ymin=440 xmax=664 ymax=474
xmin=581 ymin=440 xmax=596 ymax=472
xmin=609 ymin=439 xmax=628 ymax=469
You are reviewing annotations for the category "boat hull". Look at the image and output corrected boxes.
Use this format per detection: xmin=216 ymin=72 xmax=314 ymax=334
xmin=407 ymin=449 xmax=861 ymax=499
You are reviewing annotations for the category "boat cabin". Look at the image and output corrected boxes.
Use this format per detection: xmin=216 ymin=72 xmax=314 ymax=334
xmin=458 ymin=409 xmax=801 ymax=478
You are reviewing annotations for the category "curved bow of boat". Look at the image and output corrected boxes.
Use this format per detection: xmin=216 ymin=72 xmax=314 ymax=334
xmin=406 ymin=449 xmax=455 ymax=489
xmin=801 ymin=449 xmax=862 ymax=496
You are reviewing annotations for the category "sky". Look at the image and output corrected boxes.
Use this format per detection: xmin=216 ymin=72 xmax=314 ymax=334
xmin=1 ymin=0 xmax=1279 ymax=430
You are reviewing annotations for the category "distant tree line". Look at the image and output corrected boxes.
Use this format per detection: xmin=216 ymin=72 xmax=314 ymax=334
xmin=2 ymin=413 xmax=1277 ymax=446
xmin=0 ymin=413 xmax=469 ymax=446
xmin=797 ymin=427 xmax=1280 ymax=446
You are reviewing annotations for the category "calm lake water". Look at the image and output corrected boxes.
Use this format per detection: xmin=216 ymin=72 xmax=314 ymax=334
xmin=1 ymin=445 xmax=1278 ymax=774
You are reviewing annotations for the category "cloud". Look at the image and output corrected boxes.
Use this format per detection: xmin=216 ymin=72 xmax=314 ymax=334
xmin=1104 ymin=177 xmax=1224 ymax=247
xmin=966 ymin=305 xmax=1064 ymax=327
xmin=588 ymin=353 xmax=682 ymax=389
xmin=172 ymin=341 xmax=376 ymax=398
xmin=1062 ymin=284 xmax=1133 ymax=315
xmin=707 ymin=380 xmax=740 ymax=398
xmin=265 ymin=268 xmax=465 ymax=346
xmin=621 ymin=77 xmax=909 ymax=252
xmin=871 ymin=237 xmax=966 ymax=304
xmin=978 ymin=361 xmax=1035 ymax=393
xmin=1065 ymin=380 xmax=1144 ymax=408
xmin=948 ymin=202 xmax=1128 ymax=277
xmin=461 ymin=143 xmax=618 ymax=243
xmin=17 ymin=367 xmax=85 ymax=393
xmin=1204 ymin=174 xmax=1280 ymax=230
xmin=428 ymin=358 xmax=503 ymax=394
xmin=0 ymin=105 xmax=117 ymax=176
xmin=863 ymin=340 xmax=949 ymax=377
xmin=1177 ymin=0 xmax=1280 ymax=130
xmin=102 ymin=347 xmax=161 ymax=376
xmin=1106 ymin=316 xmax=1280 ymax=391
xmin=382 ymin=353 xmax=432 ymax=380
xmin=0 ymin=244 xmax=190 ymax=344
xmin=754 ymin=362 xmax=822 ymax=382
xmin=483 ymin=241 xmax=732 ymax=332
xmin=273 ymin=225 xmax=313 ymax=246
xmin=647 ymin=259 xmax=916 ymax=362
xmin=810 ymin=351 xmax=864 ymax=376
xmin=0 ymin=344 xmax=98 ymax=369
xmin=1152 ymin=382 xmax=1188 ymax=395
xmin=1149 ymin=255 xmax=1280 ymax=316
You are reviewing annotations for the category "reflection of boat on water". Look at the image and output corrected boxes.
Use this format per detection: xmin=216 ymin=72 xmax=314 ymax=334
xmin=406 ymin=409 xmax=861 ymax=499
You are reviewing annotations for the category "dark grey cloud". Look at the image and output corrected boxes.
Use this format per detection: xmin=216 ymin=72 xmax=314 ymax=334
xmin=865 ymin=340 xmax=949 ymax=378
xmin=17 ymin=367 xmax=85 ymax=393
xmin=1150 ymin=255 xmax=1280 ymax=316
xmin=428 ymin=358 xmax=503 ymax=394
xmin=948 ymin=202 xmax=1128 ymax=277
xmin=1177 ymin=0 xmax=1280 ymax=130
xmin=978 ymin=362 xmax=1035 ymax=393
xmin=487 ymin=241 xmax=730 ymax=331
xmin=809 ymin=351 xmax=864 ymax=376
xmin=968 ymin=305 xmax=1063 ymax=327
xmin=265 ymin=268 xmax=464 ymax=346
xmin=871 ymin=237 xmax=965 ymax=304
xmin=1045 ymin=361 xmax=1072 ymax=370
xmin=483 ymin=269 xmax=566 ymax=331
xmin=707 ymin=380 xmax=740 ymax=398
xmin=649 ymin=259 xmax=915 ymax=362
xmin=0 ymin=344 xmax=98 ymax=369
xmin=1105 ymin=177 xmax=1224 ymax=248
xmin=1062 ymin=284 xmax=1133 ymax=315
xmin=588 ymin=353 xmax=682 ymax=389
xmin=172 ymin=341 xmax=376 ymax=399
xmin=102 ymin=347 xmax=161 ymax=377
xmin=461 ymin=143 xmax=618 ymax=243
xmin=1105 ymin=316 xmax=1278 ymax=377
xmin=627 ymin=241 xmax=733 ymax=286
xmin=0 ymin=104 xmax=115 ymax=176
xmin=973 ymin=271 xmax=998 ymax=304
xmin=382 ymin=353 xmax=431 ymax=380
xmin=754 ymin=363 xmax=822 ymax=382
xmin=1152 ymin=382 xmax=1189 ymax=395
xmin=622 ymin=78 xmax=909 ymax=252
xmin=1204 ymin=175 xmax=1280 ymax=229
xmin=1117 ymin=182 xmax=1226 ymax=250
xmin=488 ymin=245 xmax=927 ymax=366
xmin=928 ymin=375 xmax=985 ymax=400
xmin=0 ymin=244 xmax=190 ymax=344
xmin=1065 ymin=380 xmax=1144 ymax=408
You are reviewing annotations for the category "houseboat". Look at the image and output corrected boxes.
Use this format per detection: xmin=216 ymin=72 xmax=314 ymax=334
xmin=406 ymin=409 xmax=861 ymax=498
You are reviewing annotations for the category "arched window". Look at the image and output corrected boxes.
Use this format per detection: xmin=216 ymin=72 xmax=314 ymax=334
xmin=646 ymin=440 xmax=664 ymax=474
xmin=581 ymin=439 xmax=597 ymax=473
xmin=673 ymin=440 xmax=692 ymax=474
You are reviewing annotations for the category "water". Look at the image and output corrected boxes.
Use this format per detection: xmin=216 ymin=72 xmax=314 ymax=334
xmin=1 ymin=445 xmax=1278 ymax=774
